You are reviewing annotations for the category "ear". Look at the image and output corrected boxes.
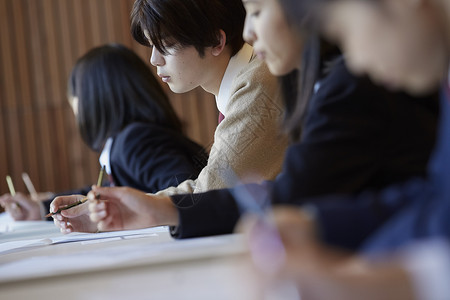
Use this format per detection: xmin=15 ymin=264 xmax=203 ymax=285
xmin=211 ymin=30 xmax=227 ymax=56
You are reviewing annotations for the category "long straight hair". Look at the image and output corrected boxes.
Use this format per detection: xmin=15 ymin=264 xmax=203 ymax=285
xmin=279 ymin=0 xmax=340 ymax=142
xmin=282 ymin=34 xmax=322 ymax=142
xmin=68 ymin=44 xmax=182 ymax=151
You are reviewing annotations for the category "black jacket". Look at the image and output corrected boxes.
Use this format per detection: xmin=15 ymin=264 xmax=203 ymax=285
xmin=44 ymin=122 xmax=207 ymax=214
xmin=109 ymin=122 xmax=207 ymax=193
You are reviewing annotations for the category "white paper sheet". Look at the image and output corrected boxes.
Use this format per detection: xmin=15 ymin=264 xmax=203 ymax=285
xmin=0 ymin=218 xmax=62 ymax=244
xmin=0 ymin=238 xmax=52 ymax=253
xmin=0 ymin=226 xmax=170 ymax=254
xmin=0 ymin=234 xmax=246 ymax=283
xmin=49 ymin=226 xmax=169 ymax=243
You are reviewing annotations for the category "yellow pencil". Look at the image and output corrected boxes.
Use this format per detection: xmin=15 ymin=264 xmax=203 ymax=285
xmin=6 ymin=175 xmax=16 ymax=196
xmin=97 ymin=165 xmax=105 ymax=187
xmin=45 ymin=166 xmax=105 ymax=217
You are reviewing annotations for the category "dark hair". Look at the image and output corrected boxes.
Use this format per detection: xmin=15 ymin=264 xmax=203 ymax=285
xmin=130 ymin=0 xmax=246 ymax=57
xmin=68 ymin=43 xmax=182 ymax=151
xmin=279 ymin=0 xmax=341 ymax=142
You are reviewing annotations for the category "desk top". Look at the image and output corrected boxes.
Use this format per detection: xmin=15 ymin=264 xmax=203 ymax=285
xmin=0 ymin=214 xmax=258 ymax=300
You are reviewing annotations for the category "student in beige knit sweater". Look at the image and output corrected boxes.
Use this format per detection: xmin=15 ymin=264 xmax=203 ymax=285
xmin=133 ymin=0 xmax=288 ymax=196
xmin=51 ymin=0 xmax=288 ymax=233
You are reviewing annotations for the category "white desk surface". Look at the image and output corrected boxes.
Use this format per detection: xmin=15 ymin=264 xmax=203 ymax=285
xmin=0 ymin=213 xmax=258 ymax=300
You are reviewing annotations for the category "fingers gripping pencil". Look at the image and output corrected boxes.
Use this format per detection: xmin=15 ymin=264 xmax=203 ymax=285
xmin=46 ymin=166 xmax=105 ymax=217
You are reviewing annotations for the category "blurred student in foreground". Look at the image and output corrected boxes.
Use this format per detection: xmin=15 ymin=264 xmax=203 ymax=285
xmin=0 ymin=44 xmax=207 ymax=227
xmin=242 ymin=0 xmax=450 ymax=299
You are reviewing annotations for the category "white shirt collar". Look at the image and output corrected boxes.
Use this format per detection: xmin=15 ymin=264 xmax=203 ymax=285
xmin=216 ymin=43 xmax=254 ymax=114
xmin=99 ymin=137 xmax=113 ymax=175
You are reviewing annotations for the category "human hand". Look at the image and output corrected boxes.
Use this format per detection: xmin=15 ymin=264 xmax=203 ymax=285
xmin=50 ymin=195 xmax=97 ymax=233
xmin=88 ymin=186 xmax=179 ymax=232
xmin=241 ymin=207 xmax=419 ymax=300
xmin=239 ymin=205 xmax=320 ymax=269
xmin=0 ymin=192 xmax=41 ymax=220
xmin=238 ymin=206 xmax=352 ymax=299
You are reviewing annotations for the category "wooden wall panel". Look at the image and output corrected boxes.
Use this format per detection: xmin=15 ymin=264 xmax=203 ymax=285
xmin=0 ymin=0 xmax=217 ymax=196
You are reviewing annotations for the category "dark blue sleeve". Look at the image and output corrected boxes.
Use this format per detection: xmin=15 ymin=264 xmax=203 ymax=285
xmin=316 ymin=88 xmax=450 ymax=252
xmin=110 ymin=123 xmax=207 ymax=193
xmin=170 ymin=181 xmax=274 ymax=238
xmin=170 ymin=188 xmax=240 ymax=239
xmin=308 ymin=178 xmax=431 ymax=250
xmin=359 ymin=89 xmax=450 ymax=253
xmin=359 ymin=186 xmax=448 ymax=254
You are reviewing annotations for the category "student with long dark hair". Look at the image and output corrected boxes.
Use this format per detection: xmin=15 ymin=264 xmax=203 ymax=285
xmin=268 ymin=0 xmax=450 ymax=253
xmin=0 ymin=44 xmax=207 ymax=224
xmin=67 ymin=44 xmax=207 ymax=192
xmin=79 ymin=0 xmax=438 ymax=237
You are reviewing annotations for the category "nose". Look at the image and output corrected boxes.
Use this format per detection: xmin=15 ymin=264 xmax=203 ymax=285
xmin=242 ymin=16 xmax=256 ymax=46
xmin=150 ymin=47 xmax=165 ymax=67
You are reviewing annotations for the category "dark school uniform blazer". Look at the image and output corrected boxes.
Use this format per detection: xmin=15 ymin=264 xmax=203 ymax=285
xmin=169 ymin=59 xmax=439 ymax=239
xmin=317 ymin=85 xmax=450 ymax=254
xmin=109 ymin=122 xmax=207 ymax=193
xmin=44 ymin=122 xmax=207 ymax=214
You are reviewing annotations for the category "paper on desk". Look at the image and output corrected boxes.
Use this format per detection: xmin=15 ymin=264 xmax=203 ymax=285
xmin=0 ymin=238 xmax=52 ymax=253
xmin=0 ymin=211 xmax=14 ymax=226
xmin=0 ymin=226 xmax=169 ymax=254
xmin=0 ymin=212 xmax=61 ymax=237
xmin=0 ymin=234 xmax=246 ymax=283
xmin=49 ymin=226 xmax=169 ymax=244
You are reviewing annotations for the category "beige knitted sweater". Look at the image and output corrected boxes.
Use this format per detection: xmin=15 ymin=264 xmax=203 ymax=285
xmin=156 ymin=55 xmax=288 ymax=196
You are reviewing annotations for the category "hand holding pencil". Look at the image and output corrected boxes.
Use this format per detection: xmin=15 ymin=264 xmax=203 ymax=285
xmin=47 ymin=166 xmax=105 ymax=218
xmin=50 ymin=166 xmax=105 ymax=234
xmin=0 ymin=174 xmax=43 ymax=221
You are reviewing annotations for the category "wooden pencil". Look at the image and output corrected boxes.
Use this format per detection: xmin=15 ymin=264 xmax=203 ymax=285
xmin=6 ymin=175 xmax=16 ymax=196
xmin=45 ymin=165 xmax=106 ymax=217
xmin=22 ymin=172 xmax=38 ymax=200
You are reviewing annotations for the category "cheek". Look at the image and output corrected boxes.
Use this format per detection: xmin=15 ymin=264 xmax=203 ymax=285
xmin=268 ymin=52 xmax=297 ymax=76
xmin=167 ymin=59 xmax=185 ymax=78
xmin=257 ymin=13 xmax=283 ymax=49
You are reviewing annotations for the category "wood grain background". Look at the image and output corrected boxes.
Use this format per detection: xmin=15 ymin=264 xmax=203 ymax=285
xmin=0 ymin=0 xmax=217 ymax=195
